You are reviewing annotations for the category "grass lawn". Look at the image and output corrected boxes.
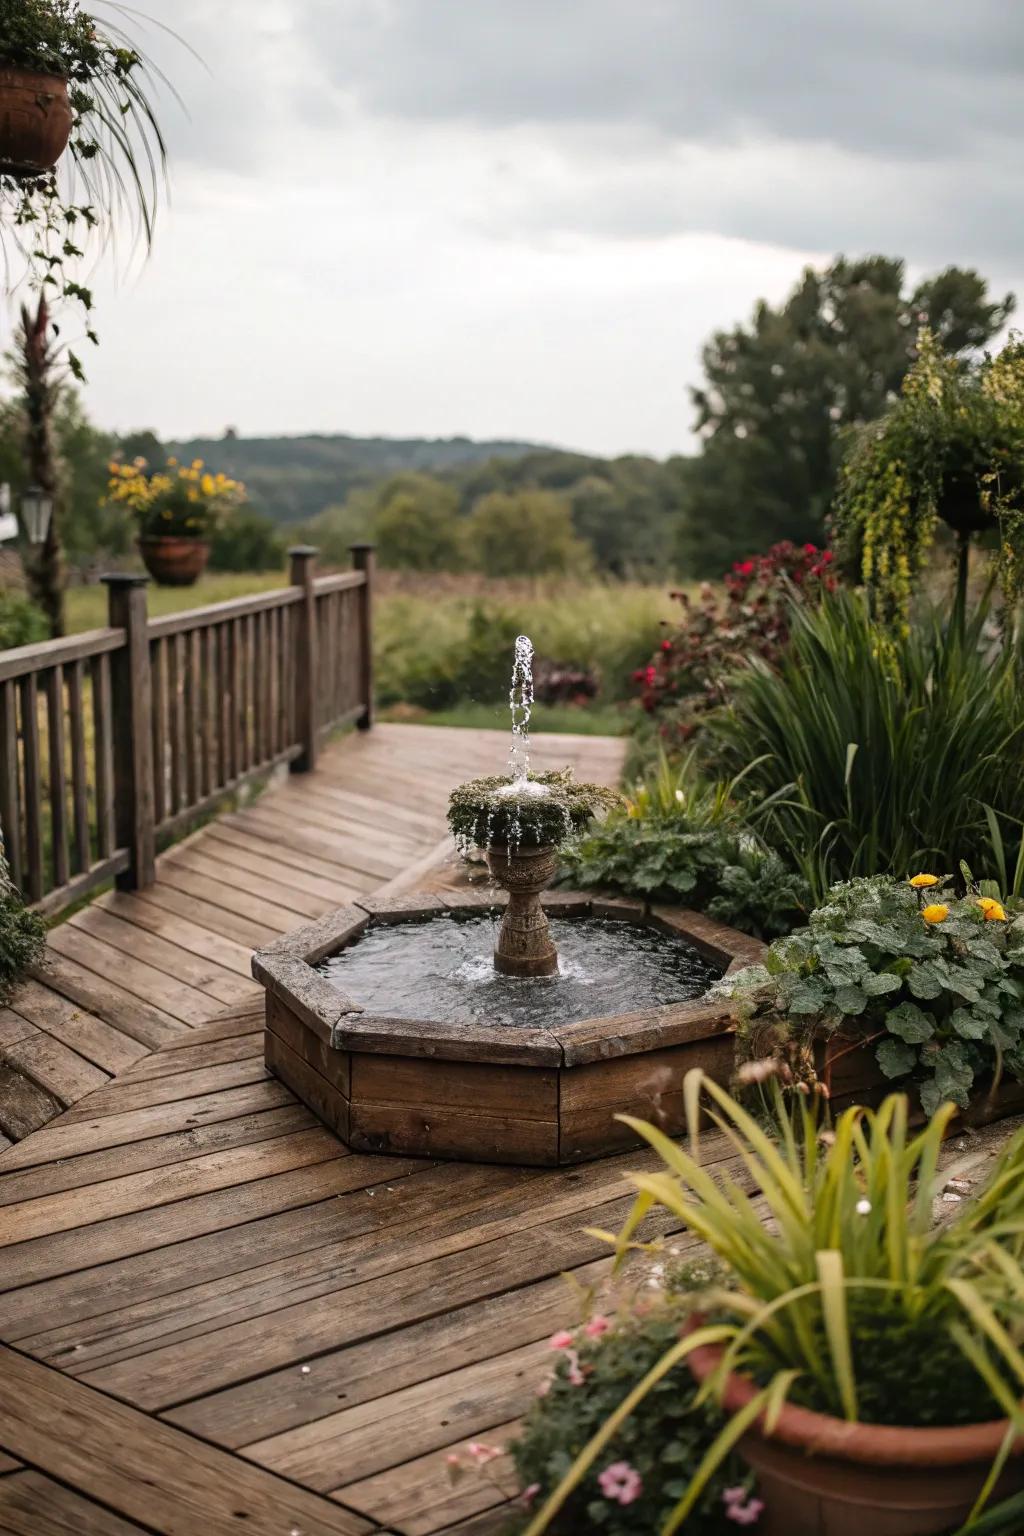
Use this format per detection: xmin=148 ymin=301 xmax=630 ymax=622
xmin=64 ymin=571 xmax=287 ymax=633
xmin=379 ymin=701 xmax=632 ymax=734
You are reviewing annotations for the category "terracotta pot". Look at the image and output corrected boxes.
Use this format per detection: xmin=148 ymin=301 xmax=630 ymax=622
xmin=138 ymin=536 xmax=210 ymax=587
xmin=0 ymin=68 xmax=72 ymax=177
xmin=687 ymin=1332 xmax=1024 ymax=1536
xmin=485 ymin=842 xmax=559 ymax=977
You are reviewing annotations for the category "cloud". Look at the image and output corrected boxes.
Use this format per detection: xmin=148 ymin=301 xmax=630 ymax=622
xmin=59 ymin=1 xmax=1024 ymax=454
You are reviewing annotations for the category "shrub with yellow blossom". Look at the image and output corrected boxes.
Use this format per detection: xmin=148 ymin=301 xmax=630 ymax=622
xmin=107 ymin=458 xmax=246 ymax=541
xmin=834 ymin=329 xmax=1024 ymax=630
xmin=718 ymin=872 xmax=1024 ymax=1117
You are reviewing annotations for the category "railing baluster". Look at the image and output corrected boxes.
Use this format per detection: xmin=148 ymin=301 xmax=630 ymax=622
xmin=218 ymin=623 xmax=230 ymax=786
xmin=202 ymin=625 xmax=216 ymax=795
xmin=0 ymin=679 xmax=22 ymax=889
xmin=151 ymin=637 xmax=167 ymax=825
xmin=67 ymin=659 xmax=91 ymax=875
xmin=92 ymin=652 xmax=115 ymax=860
xmin=19 ymin=674 xmax=43 ymax=903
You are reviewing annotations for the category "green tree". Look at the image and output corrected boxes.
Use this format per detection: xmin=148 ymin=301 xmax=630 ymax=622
xmin=463 ymin=490 xmax=592 ymax=578
xmin=372 ymin=474 xmax=462 ymax=571
xmin=680 ymin=256 xmax=1014 ymax=574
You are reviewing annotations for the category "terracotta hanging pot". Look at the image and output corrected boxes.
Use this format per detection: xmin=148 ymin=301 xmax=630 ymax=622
xmin=687 ymin=1331 xmax=1024 ymax=1536
xmin=0 ymin=67 xmax=73 ymax=177
xmin=137 ymin=537 xmax=210 ymax=587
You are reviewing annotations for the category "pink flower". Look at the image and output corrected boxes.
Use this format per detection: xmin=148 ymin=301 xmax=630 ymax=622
xmin=466 ymin=1442 xmax=502 ymax=1465
xmin=724 ymin=1487 xmax=765 ymax=1525
xmin=521 ymin=1483 xmax=541 ymax=1508
xmin=564 ymin=1348 xmax=586 ymax=1387
xmin=597 ymin=1461 xmax=643 ymax=1506
xmin=584 ymin=1315 xmax=611 ymax=1339
xmin=548 ymin=1330 xmax=575 ymax=1350
xmin=444 ymin=1453 xmax=461 ymax=1467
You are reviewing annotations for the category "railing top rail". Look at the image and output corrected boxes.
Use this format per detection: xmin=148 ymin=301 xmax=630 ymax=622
xmin=0 ymin=626 xmax=125 ymax=683
xmin=147 ymin=585 xmax=303 ymax=639
xmin=312 ymin=571 xmax=367 ymax=596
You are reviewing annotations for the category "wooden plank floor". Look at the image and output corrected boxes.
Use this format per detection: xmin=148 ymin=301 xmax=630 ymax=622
xmin=0 ymin=1005 xmax=718 ymax=1535
xmin=0 ymin=721 xmax=628 ymax=1533
xmin=1 ymin=724 xmax=625 ymax=1146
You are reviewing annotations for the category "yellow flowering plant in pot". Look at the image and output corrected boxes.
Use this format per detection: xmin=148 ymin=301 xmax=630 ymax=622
xmin=523 ymin=1073 xmax=1024 ymax=1536
xmin=107 ymin=457 xmax=246 ymax=586
xmin=717 ymin=872 xmax=1024 ymax=1123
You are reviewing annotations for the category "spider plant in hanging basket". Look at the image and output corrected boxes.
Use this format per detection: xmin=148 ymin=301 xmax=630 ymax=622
xmin=0 ymin=0 xmax=174 ymax=374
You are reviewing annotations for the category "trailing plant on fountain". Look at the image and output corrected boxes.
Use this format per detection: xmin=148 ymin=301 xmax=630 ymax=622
xmin=718 ymin=872 xmax=1024 ymax=1116
xmin=447 ymin=768 xmax=621 ymax=852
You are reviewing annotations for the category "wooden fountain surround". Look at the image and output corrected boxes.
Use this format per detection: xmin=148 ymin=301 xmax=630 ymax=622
xmin=254 ymin=890 xmax=765 ymax=1166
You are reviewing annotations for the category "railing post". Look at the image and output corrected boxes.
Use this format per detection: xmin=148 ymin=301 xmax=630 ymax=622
xmin=289 ymin=545 xmax=319 ymax=772
xmin=350 ymin=542 xmax=375 ymax=731
xmin=103 ymin=574 xmax=155 ymax=890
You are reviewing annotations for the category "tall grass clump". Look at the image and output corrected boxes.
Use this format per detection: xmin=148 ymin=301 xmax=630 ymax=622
xmin=705 ymin=590 xmax=1024 ymax=903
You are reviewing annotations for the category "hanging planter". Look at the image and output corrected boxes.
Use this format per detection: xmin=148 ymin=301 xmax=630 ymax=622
xmin=0 ymin=65 xmax=72 ymax=176
xmin=108 ymin=457 xmax=245 ymax=588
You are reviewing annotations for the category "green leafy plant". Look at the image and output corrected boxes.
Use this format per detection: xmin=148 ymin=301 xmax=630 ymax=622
xmin=0 ymin=590 xmax=48 ymax=649
xmin=705 ymin=589 xmax=1024 ymax=904
xmin=561 ymin=752 xmax=807 ymax=940
xmin=719 ymin=873 xmax=1024 ymax=1117
xmin=524 ymin=1075 xmax=1024 ymax=1536
xmin=0 ymin=848 xmax=45 ymax=1004
xmin=447 ymin=769 xmax=621 ymax=851
xmin=508 ymin=1305 xmax=751 ymax=1534
xmin=834 ymin=329 xmax=1024 ymax=629
xmin=0 ymin=0 xmax=172 ymax=370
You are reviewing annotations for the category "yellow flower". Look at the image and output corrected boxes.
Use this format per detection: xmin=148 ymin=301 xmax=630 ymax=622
xmin=909 ymin=873 xmax=940 ymax=888
xmin=978 ymin=898 xmax=1007 ymax=922
xmin=922 ymin=904 xmax=950 ymax=925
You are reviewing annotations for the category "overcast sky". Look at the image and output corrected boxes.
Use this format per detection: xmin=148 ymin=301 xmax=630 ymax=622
xmin=43 ymin=0 xmax=1024 ymax=456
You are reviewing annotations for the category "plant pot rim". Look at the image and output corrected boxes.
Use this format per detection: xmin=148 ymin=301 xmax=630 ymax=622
xmin=137 ymin=534 xmax=209 ymax=547
xmin=0 ymin=63 xmax=69 ymax=83
xmin=685 ymin=1319 xmax=1023 ymax=1468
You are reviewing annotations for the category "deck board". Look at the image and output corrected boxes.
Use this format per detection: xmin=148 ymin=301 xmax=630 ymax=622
xmin=0 ymin=722 xmax=627 ymax=1533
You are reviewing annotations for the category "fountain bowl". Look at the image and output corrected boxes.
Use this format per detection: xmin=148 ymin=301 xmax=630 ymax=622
xmin=253 ymin=890 xmax=765 ymax=1166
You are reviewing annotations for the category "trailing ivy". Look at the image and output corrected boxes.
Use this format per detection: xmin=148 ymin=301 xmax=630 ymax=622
xmin=834 ymin=329 xmax=1024 ymax=630
xmin=718 ymin=873 xmax=1024 ymax=1116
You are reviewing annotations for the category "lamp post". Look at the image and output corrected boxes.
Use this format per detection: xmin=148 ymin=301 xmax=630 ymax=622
xmin=21 ymin=483 xmax=54 ymax=546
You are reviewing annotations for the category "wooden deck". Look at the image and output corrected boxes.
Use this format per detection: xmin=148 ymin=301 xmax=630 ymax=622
xmin=0 ymin=723 xmax=625 ymax=1146
xmin=0 ymin=721 xmax=640 ymax=1535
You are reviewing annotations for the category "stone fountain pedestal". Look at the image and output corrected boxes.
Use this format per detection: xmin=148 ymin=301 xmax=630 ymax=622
xmin=485 ymin=843 xmax=559 ymax=977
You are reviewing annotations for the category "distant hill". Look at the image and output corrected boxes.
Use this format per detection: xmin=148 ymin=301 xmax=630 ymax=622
xmin=164 ymin=432 xmax=552 ymax=525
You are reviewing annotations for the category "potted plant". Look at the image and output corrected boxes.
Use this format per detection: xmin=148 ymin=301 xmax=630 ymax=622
xmin=447 ymin=769 xmax=620 ymax=976
xmin=524 ymin=1072 xmax=1024 ymax=1536
xmin=1 ymin=0 xmax=168 ymax=373
xmin=718 ymin=872 xmax=1024 ymax=1123
xmin=106 ymin=457 xmax=246 ymax=586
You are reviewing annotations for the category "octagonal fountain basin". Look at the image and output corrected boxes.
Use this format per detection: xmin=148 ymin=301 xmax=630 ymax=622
xmin=253 ymin=891 xmax=766 ymax=1167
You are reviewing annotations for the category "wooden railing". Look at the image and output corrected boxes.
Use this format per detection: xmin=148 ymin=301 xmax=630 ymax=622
xmin=0 ymin=544 xmax=374 ymax=917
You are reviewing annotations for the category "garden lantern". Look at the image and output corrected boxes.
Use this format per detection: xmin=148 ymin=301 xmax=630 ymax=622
xmin=21 ymin=485 xmax=53 ymax=546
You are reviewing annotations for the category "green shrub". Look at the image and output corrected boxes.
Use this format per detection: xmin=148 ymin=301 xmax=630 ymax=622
xmin=0 ymin=591 xmax=47 ymax=650
xmin=511 ymin=1306 xmax=747 ymax=1535
xmin=207 ymin=509 xmax=285 ymax=573
xmin=720 ymin=872 xmax=1024 ymax=1116
xmin=561 ymin=754 xmax=808 ymax=940
xmin=0 ymin=850 xmax=45 ymax=1004
xmin=704 ymin=590 xmax=1024 ymax=903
